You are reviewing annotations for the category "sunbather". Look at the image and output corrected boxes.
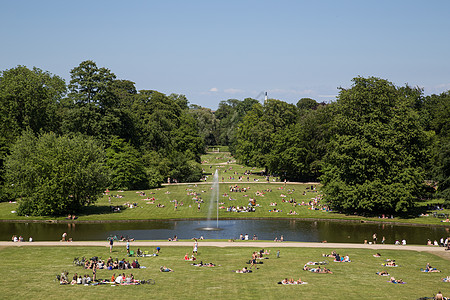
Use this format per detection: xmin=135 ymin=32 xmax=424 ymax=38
xmin=376 ymin=271 xmax=389 ymax=276
xmin=160 ymin=266 xmax=173 ymax=272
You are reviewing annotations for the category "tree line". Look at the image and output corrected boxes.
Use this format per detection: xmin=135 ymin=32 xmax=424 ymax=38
xmin=0 ymin=61 xmax=449 ymax=216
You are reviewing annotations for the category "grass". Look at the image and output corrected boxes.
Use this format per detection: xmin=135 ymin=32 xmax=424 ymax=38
xmin=0 ymin=151 xmax=448 ymax=227
xmin=0 ymin=244 xmax=449 ymax=299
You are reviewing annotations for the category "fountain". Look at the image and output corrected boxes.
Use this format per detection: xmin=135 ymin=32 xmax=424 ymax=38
xmin=198 ymin=169 xmax=222 ymax=231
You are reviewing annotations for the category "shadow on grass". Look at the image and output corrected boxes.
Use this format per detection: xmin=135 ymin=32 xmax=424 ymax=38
xmin=78 ymin=205 xmax=128 ymax=216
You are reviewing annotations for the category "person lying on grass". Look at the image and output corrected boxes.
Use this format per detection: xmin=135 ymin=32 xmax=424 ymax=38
xmin=389 ymin=277 xmax=405 ymax=284
xmin=305 ymin=261 xmax=328 ymax=265
xmin=382 ymin=260 xmax=397 ymax=267
xmin=160 ymin=266 xmax=173 ymax=272
xmin=191 ymin=261 xmax=218 ymax=267
xmin=373 ymin=253 xmax=381 ymax=257
xmin=278 ymin=278 xmax=306 ymax=285
xmin=303 ymin=265 xmax=333 ymax=274
xmin=376 ymin=271 xmax=389 ymax=276
xmin=322 ymin=250 xmax=337 ymax=258
xmin=235 ymin=267 xmax=252 ymax=273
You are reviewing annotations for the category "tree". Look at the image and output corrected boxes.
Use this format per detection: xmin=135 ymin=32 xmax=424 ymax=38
xmin=321 ymin=77 xmax=432 ymax=215
xmin=268 ymin=104 xmax=333 ymax=181
xmin=68 ymin=60 xmax=116 ymax=107
xmin=234 ymin=99 xmax=298 ymax=170
xmin=5 ymin=131 xmax=108 ymax=216
xmin=63 ymin=61 xmax=134 ymax=141
xmin=106 ymin=137 xmax=148 ymax=190
xmin=189 ymin=105 xmax=219 ymax=146
xmin=0 ymin=66 xmax=66 ymax=195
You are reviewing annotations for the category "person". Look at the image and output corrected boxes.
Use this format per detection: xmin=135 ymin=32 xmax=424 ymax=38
xmin=373 ymin=233 xmax=377 ymax=244
xmin=115 ymin=273 xmax=124 ymax=284
xmin=156 ymin=246 xmax=161 ymax=254
xmin=160 ymin=266 xmax=173 ymax=272
xmin=435 ymin=291 xmax=444 ymax=300
xmin=193 ymin=239 xmax=198 ymax=254
xmin=381 ymin=236 xmax=386 ymax=244
xmin=109 ymin=238 xmax=114 ymax=253
xmin=62 ymin=232 xmax=67 ymax=242
xmin=29 ymin=236 xmax=33 ymax=242
xmin=126 ymin=241 xmax=130 ymax=254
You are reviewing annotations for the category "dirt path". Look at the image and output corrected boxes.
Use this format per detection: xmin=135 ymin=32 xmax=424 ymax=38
xmin=1 ymin=241 xmax=449 ymax=259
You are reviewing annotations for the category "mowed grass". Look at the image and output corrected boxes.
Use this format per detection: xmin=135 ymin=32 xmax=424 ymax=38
xmin=0 ymin=245 xmax=449 ymax=300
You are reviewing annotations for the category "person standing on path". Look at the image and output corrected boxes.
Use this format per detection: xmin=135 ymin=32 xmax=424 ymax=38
xmin=193 ymin=239 xmax=198 ymax=254
xmin=62 ymin=232 xmax=67 ymax=242
xmin=126 ymin=241 xmax=130 ymax=254
xmin=373 ymin=233 xmax=377 ymax=244
xmin=109 ymin=238 xmax=114 ymax=253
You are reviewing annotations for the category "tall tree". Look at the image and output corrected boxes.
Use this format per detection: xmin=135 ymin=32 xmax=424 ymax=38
xmin=0 ymin=66 xmax=65 ymax=197
xmin=321 ymin=77 xmax=432 ymax=215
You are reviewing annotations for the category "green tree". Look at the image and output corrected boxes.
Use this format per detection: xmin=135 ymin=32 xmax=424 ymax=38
xmin=269 ymin=104 xmax=333 ymax=181
xmin=62 ymin=62 xmax=133 ymax=141
xmin=0 ymin=66 xmax=66 ymax=196
xmin=106 ymin=137 xmax=148 ymax=190
xmin=234 ymin=99 xmax=298 ymax=171
xmin=189 ymin=105 xmax=219 ymax=146
xmin=5 ymin=131 xmax=108 ymax=216
xmin=68 ymin=60 xmax=116 ymax=107
xmin=321 ymin=77 xmax=432 ymax=215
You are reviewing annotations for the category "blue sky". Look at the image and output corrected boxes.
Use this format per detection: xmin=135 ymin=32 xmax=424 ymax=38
xmin=1 ymin=0 xmax=450 ymax=109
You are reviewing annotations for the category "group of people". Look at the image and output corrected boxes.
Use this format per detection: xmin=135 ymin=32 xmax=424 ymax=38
xmin=11 ymin=235 xmax=32 ymax=242
xmin=80 ymin=256 xmax=142 ymax=270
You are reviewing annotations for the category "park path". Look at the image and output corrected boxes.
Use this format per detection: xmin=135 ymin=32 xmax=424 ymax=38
xmin=1 ymin=240 xmax=449 ymax=258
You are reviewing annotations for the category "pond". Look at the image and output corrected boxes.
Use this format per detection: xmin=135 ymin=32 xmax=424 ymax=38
xmin=2 ymin=219 xmax=449 ymax=244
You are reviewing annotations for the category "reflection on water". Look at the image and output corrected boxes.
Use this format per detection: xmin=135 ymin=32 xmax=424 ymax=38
xmin=1 ymin=219 xmax=449 ymax=244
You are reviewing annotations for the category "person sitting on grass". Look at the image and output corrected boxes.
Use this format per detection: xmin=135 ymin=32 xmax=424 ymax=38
xmin=422 ymin=263 xmax=440 ymax=272
xmin=160 ymin=266 xmax=173 ymax=272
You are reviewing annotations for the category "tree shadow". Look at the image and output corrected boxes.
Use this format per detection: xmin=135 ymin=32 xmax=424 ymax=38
xmin=78 ymin=205 xmax=127 ymax=216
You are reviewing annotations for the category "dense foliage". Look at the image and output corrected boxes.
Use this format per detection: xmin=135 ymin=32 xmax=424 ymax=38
xmin=5 ymin=132 xmax=108 ymax=216
xmin=1 ymin=60 xmax=449 ymax=216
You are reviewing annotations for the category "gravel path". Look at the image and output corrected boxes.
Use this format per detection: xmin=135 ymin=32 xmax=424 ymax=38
xmin=1 ymin=240 xmax=449 ymax=257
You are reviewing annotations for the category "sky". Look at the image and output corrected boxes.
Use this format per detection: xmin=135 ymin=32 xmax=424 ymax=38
xmin=1 ymin=0 xmax=450 ymax=109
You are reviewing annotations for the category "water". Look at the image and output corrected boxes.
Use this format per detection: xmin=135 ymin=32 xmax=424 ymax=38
xmin=2 ymin=219 xmax=449 ymax=244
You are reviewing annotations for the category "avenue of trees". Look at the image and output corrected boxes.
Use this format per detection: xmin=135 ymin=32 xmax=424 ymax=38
xmin=0 ymin=61 xmax=449 ymax=216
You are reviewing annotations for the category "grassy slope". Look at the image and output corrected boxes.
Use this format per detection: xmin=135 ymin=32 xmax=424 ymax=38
xmin=0 ymin=152 xmax=448 ymax=226
xmin=0 ymin=245 xmax=448 ymax=300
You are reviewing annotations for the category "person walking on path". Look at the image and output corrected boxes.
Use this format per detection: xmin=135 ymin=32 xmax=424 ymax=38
xmin=373 ymin=233 xmax=377 ymax=244
xmin=109 ymin=238 xmax=114 ymax=253
xmin=126 ymin=241 xmax=130 ymax=254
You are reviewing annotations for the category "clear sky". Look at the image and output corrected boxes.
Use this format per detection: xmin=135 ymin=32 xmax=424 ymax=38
xmin=1 ymin=0 xmax=450 ymax=109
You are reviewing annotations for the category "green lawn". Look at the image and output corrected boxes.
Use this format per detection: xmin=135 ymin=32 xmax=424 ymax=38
xmin=0 ymin=244 xmax=448 ymax=299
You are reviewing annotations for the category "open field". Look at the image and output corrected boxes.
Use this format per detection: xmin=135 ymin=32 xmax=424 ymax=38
xmin=0 ymin=242 xmax=449 ymax=300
